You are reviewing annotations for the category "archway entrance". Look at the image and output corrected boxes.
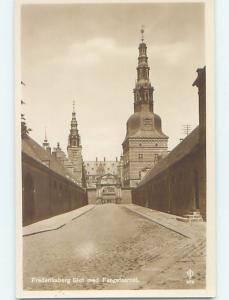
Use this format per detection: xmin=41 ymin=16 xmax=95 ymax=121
xmin=23 ymin=173 xmax=35 ymax=225
xmin=96 ymin=174 xmax=121 ymax=204
xmin=101 ymin=186 xmax=116 ymax=204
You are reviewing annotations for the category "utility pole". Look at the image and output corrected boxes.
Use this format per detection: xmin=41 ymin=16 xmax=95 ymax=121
xmin=179 ymin=124 xmax=192 ymax=143
xmin=182 ymin=124 xmax=192 ymax=137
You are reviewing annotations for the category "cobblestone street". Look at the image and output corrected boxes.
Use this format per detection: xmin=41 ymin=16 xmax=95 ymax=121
xmin=23 ymin=204 xmax=205 ymax=290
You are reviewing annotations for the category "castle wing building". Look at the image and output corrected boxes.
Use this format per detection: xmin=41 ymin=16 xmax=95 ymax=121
xmin=84 ymin=157 xmax=120 ymax=188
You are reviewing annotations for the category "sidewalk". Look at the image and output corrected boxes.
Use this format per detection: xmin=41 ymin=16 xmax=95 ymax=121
xmin=23 ymin=205 xmax=95 ymax=237
xmin=123 ymin=204 xmax=206 ymax=240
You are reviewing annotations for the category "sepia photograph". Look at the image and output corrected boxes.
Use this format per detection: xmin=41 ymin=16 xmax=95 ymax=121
xmin=16 ymin=0 xmax=215 ymax=297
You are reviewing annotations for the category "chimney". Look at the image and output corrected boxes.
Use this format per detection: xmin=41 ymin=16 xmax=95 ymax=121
xmin=104 ymin=157 xmax=106 ymax=162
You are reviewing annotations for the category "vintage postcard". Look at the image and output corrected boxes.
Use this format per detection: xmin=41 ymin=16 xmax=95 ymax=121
xmin=16 ymin=0 xmax=215 ymax=298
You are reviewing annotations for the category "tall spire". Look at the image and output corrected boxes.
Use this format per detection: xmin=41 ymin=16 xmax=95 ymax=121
xmin=67 ymin=101 xmax=83 ymax=185
xmin=43 ymin=126 xmax=50 ymax=150
xmin=68 ymin=102 xmax=81 ymax=148
xmin=133 ymin=27 xmax=154 ymax=113
xmin=140 ymin=25 xmax=144 ymax=42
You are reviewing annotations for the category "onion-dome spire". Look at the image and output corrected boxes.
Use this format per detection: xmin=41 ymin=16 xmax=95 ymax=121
xmin=45 ymin=126 xmax=47 ymax=141
xmin=133 ymin=26 xmax=154 ymax=113
xmin=42 ymin=127 xmax=50 ymax=150
xmin=140 ymin=25 xmax=144 ymax=42
xmin=68 ymin=101 xmax=81 ymax=148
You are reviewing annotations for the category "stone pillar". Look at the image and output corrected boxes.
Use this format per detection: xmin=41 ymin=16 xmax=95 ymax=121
xmin=192 ymin=66 xmax=206 ymax=220
xmin=193 ymin=67 xmax=206 ymax=146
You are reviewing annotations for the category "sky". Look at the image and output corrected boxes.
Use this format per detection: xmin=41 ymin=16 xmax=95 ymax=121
xmin=21 ymin=2 xmax=205 ymax=161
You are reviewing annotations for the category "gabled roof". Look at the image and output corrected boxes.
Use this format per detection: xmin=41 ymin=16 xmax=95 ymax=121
xmin=22 ymin=135 xmax=76 ymax=183
xmin=97 ymin=173 xmax=121 ymax=185
xmin=97 ymin=173 xmax=118 ymax=180
xmin=84 ymin=160 xmax=119 ymax=176
xmin=136 ymin=126 xmax=200 ymax=187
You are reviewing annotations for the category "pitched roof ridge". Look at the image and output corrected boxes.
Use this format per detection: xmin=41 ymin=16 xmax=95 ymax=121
xmin=22 ymin=135 xmax=79 ymax=184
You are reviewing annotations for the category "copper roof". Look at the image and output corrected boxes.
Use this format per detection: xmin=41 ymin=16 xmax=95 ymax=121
xmin=123 ymin=111 xmax=168 ymax=144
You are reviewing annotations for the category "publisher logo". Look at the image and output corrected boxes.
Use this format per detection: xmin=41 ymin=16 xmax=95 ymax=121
xmin=186 ymin=268 xmax=195 ymax=284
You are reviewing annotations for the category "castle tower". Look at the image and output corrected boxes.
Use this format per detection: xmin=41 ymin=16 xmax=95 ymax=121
xmin=67 ymin=101 xmax=83 ymax=184
xmin=122 ymin=27 xmax=168 ymax=188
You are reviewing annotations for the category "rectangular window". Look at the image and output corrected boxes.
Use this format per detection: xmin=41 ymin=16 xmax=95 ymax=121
xmin=138 ymin=154 xmax=143 ymax=160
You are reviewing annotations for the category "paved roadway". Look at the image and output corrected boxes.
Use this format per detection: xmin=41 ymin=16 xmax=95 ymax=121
xmin=23 ymin=204 xmax=205 ymax=290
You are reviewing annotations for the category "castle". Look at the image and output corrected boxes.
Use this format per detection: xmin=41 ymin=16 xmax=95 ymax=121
xmin=21 ymin=28 xmax=206 ymax=223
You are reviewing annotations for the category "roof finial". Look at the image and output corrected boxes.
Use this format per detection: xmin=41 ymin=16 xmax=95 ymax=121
xmin=73 ymin=100 xmax=75 ymax=113
xmin=141 ymin=25 xmax=145 ymax=42
xmin=45 ymin=126 xmax=47 ymax=140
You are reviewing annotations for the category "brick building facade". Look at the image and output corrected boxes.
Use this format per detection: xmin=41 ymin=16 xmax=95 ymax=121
xmin=84 ymin=157 xmax=123 ymax=188
xmin=42 ymin=104 xmax=84 ymax=187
